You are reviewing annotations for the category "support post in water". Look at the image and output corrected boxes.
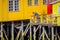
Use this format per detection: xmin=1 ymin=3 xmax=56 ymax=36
xmin=11 ymin=22 xmax=14 ymax=40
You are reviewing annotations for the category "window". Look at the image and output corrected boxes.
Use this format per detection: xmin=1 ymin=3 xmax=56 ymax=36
xmin=58 ymin=6 xmax=60 ymax=14
xmin=9 ymin=0 xmax=13 ymax=11
xmin=34 ymin=0 xmax=38 ymax=5
xmin=50 ymin=0 xmax=53 ymax=3
xmin=14 ymin=0 xmax=19 ymax=11
xmin=9 ymin=0 xmax=19 ymax=11
xmin=28 ymin=0 xmax=32 ymax=6
xmin=43 ymin=0 xmax=46 ymax=4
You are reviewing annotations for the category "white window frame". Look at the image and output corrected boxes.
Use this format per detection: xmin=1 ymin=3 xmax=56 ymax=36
xmin=28 ymin=0 xmax=32 ymax=6
xmin=50 ymin=0 xmax=53 ymax=3
xmin=9 ymin=0 xmax=13 ymax=11
xmin=34 ymin=0 xmax=38 ymax=5
xmin=43 ymin=0 xmax=47 ymax=4
xmin=9 ymin=0 xmax=19 ymax=12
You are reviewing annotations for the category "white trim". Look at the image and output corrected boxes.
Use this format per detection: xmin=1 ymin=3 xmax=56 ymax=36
xmin=9 ymin=0 xmax=13 ymax=11
xmin=9 ymin=0 xmax=19 ymax=12
xmin=13 ymin=0 xmax=15 ymax=11
xmin=34 ymin=0 xmax=38 ymax=5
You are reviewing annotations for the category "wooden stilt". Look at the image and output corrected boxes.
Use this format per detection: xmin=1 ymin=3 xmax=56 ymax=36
xmin=21 ymin=21 xmax=24 ymax=40
xmin=52 ymin=27 xmax=54 ymax=40
xmin=34 ymin=27 xmax=36 ymax=40
xmin=42 ymin=27 xmax=44 ymax=40
xmin=30 ymin=24 xmax=32 ymax=40
xmin=11 ymin=22 xmax=14 ymax=40
xmin=1 ymin=23 xmax=3 ymax=40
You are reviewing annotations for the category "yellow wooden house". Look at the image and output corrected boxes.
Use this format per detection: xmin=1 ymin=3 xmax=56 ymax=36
xmin=0 ymin=0 xmax=47 ymax=22
xmin=0 ymin=0 xmax=60 ymax=26
xmin=51 ymin=0 xmax=60 ymax=26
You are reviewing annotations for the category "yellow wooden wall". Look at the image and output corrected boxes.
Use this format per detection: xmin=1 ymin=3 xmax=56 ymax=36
xmin=23 ymin=0 xmax=47 ymax=19
xmin=0 ymin=0 xmax=47 ymax=22
xmin=0 ymin=0 xmax=3 ymax=21
xmin=53 ymin=2 xmax=60 ymax=26
xmin=2 ymin=0 xmax=24 ymax=21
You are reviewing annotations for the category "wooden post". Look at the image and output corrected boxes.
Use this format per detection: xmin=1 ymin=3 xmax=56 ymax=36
xmin=39 ymin=25 xmax=41 ymax=35
xmin=22 ymin=21 xmax=24 ymax=40
xmin=7 ymin=25 xmax=9 ymax=40
xmin=1 ymin=22 xmax=3 ymax=40
xmin=55 ymin=27 xmax=57 ymax=40
xmin=11 ymin=22 xmax=14 ymax=40
xmin=43 ymin=27 xmax=44 ymax=40
xmin=52 ymin=27 xmax=54 ymax=40
xmin=34 ymin=27 xmax=36 ymax=40
xmin=30 ymin=24 xmax=32 ymax=40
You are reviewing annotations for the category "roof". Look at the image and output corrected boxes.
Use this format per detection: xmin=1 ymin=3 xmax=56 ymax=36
xmin=50 ymin=0 xmax=60 ymax=4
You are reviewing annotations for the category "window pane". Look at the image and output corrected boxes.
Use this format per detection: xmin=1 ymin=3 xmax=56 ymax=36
xmin=9 ymin=0 xmax=13 ymax=11
xmin=43 ymin=0 xmax=46 ymax=4
xmin=34 ymin=0 xmax=38 ymax=5
xmin=50 ymin=0 xmax=53 ymax=3
xmin=28 ymin=0 xmax=32 ymax=6
xmin=9 ymin=8 xmax=13 ymax=11
xmin=9 ymin=0 xmax=19 ymax=11
xmin=14 ymin=0 xmax=19 ymax=11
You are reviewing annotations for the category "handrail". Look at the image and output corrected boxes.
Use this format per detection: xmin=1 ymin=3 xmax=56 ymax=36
xmin=30 ymin=15 xmax=60 ymax=26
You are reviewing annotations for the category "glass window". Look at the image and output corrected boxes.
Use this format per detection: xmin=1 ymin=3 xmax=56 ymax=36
xmin=9 ymin=0 xmax=13 ymax=11
xmin=34 ymin=0 xmax=38 ymax=5
xmin=9 ymin=0 xmax=19 ymax=11
xmin=28 ymin=0 xmax=32 ymax=6
xmin=14 ymin=0 xmax=19 ymax=11
xmin=50 ymin=0 xmax=53 ymax=3
xmin=43 ymin=0 xmax=46 ymax=4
